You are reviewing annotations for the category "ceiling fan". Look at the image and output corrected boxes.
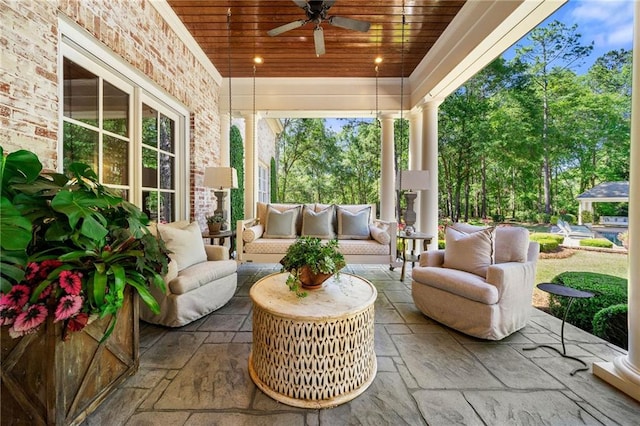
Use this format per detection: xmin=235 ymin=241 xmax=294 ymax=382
xmin=267 ymin=0 xmax=371 ymax=56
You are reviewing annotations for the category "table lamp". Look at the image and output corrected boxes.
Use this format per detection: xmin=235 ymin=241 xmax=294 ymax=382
xmin=399 ymin=170 xmax=429 ymax=235
xmin=204 ymin=167 xmax=238 ymax=228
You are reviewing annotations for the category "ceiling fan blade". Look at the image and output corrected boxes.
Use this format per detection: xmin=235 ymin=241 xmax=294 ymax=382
xmin=329 ymin=16 xmax=371 ymax=32
xmin=314 ymin=26 xmax=325 ymax=56
xmin=292 ymin=0 xmax=308 ymax=8
xmin=323 ymin=0 xmax=337 ymax=8
xmin=267 ymin=19 xmax=306 ymax=36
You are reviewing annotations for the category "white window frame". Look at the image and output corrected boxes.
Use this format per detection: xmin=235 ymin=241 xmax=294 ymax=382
xmin=258 ymin=163 xmax=270 ymax=203
xmin=59 ymin=16 xmax=189 ymax=220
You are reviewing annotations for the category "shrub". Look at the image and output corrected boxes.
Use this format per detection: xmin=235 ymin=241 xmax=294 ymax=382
xmin=581 ymin=211 xmax=593 ymax=224
xmin=530 ymin=233 xmax=563 ymax=252
xmin=536 ymin=213 xmax=551 ymax=224
xmin=549 ymin=272 xmax=628 ymax=333
xmin=550 ymin=215 xmax=558 ymax=225
xmin=438 ymin=240 xmax=445 ymax=250
xmin=593 ymin=304 xmax=628 ymax=350
xmin=579 ymin=238 xmax=613 ymax=249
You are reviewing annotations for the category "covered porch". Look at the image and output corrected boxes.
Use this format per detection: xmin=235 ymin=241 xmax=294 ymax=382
xmin=84 ymin=263 xmax=640 ymax=424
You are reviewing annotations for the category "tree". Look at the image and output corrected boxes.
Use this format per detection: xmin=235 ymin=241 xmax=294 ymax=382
xmin=516 ymin=21 xmax=593 ymax=214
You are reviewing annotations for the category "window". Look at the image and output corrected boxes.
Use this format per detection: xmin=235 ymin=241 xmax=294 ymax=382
xmin=258 ymin=164 xmax=270 ymax=203
xmin=60 ymin=22 xmax=188 ymax=221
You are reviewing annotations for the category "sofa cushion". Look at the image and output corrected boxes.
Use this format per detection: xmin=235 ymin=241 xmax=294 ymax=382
xmin=242 ymin=224 xmax=264 ymax=243
xmin=337 ymin=206 xmax=371 ymax=239
xmin=495 ymin=226 xmax=529 ymax=263
xmin=369 ymin=223 xmax=390 ymax=245
xmin=244 ymin=238 xmax=297 ymax=254
xmin=335 ymin=240 xmax=389 ymax=255
xmin=158 ymin=221 xmax=207 ymax=272
xmin=443 ymin=226 xmax=495 ymax=277
xmin=257 ymin=202 xmax=303 ymax=234
xmin=301 ymin=205 xmax=335 ymax=239
xmin=168 ymin=259 xmax=238 ymax=295
xmin=264 ymin=205 xmax=299 ymax=238
xmin=412 ymin=266 xmax=499 ymax=305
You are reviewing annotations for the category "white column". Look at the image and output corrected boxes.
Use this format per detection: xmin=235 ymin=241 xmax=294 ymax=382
xmin=220 ymin=113 xmax=231 ymax=166
xmin=243 ymin=112 xmax=258 ymax=219
xmin=409 ymin=109 xmax=423 ymax=226
xmin=593 ymin=0 xmax=640 ymax=401
xmin=380 ymin=114 xmax=396 ymax=221
xmin=419 ymin=101 xmax=441 ymax=250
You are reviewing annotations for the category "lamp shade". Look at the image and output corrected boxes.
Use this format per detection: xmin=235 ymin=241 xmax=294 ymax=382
xmin=204 ymin=167 xmax=238 ymax=190
xmin=398 ymin=170 xmax=429 ymax=191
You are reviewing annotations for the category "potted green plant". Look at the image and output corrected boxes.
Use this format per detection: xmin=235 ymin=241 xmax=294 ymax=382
xmin=0 ymin=146 xmax=169 ymax=424
xmin=206 ymin=213 xmax=226 ymax=234
xmin=279 ymin=237 xmax=346 ymax=297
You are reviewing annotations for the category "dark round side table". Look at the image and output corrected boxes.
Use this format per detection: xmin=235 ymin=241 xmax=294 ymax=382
xmin=524 ymin=283 xmax=595 ymax=375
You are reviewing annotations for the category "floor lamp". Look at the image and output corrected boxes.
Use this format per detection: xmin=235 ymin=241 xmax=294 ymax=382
xmin=204 ymin=166 xmax=238 ymax=229
xmin=399 ymin=170 xmax=429 ymax=235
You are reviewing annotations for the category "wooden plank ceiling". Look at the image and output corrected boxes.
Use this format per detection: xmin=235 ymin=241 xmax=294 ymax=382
xmin=167 ymin=0 xmax=466 ymax=78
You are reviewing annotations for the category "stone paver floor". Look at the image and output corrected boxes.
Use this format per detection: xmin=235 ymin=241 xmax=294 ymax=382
xmin=83 ymin=263 xmax=640 ymax=425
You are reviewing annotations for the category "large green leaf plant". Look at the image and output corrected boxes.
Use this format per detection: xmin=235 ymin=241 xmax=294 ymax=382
xmin=0 ymin=146 xmax=169 ymax=340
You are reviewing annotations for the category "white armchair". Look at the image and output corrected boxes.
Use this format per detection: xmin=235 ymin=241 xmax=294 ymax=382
xmin=411 ymin=225 xmax=539 ymax=340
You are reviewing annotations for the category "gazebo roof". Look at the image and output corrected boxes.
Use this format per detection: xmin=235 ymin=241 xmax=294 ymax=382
xmin=576 ymin=181 xmax=629 ymax=202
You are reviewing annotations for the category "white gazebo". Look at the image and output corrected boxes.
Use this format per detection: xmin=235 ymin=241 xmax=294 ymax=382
xmin=576 ymin=181 xmax=629 ymax=225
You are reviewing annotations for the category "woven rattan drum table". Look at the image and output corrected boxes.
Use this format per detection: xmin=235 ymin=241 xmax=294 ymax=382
xmin=249 ymin=272 xmax=377 ymax=408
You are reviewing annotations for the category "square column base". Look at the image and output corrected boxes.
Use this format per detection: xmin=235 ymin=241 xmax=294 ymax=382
xmin=593 ymin=361 xmax=640 ymax=402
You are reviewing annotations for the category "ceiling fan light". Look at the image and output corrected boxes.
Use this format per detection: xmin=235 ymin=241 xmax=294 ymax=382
xmin=314 ymin=26 xmax=325 ymax=56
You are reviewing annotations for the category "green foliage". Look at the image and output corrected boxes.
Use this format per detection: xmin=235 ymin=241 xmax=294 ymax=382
xmin=593 ymin=304 xmax=628 ymax=350
xmin=536 ymin=213 xmax=551 ymax=224
xmin=530 ymin=233 xmax=564 ymax=252
xmin=549 ymin=272 xmax=627 ymax=333
xmin=230 ymin=125 xmax=244 ymax=233
xmin=579 ymin=238 xmax=613 ymax=249
xmin=270 ymin=157 xmax=277 ymax=203
xmin=206 ymin=214 xmax=225 ymax=224
xmin=280 ymin=237 xmax=346 ymax=297
xmin=0 ymin=146 xmax=169 ymax=340
xmin=581 ymin=211 xmax=593 ymax=224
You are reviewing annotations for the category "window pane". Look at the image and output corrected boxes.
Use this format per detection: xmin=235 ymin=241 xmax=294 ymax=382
xmin=63 ymin=122 xmax=98 ymax=172
xmin=142 ymin=148 xmax=157 ymax=187
xmin=143 ymin=190 xmax=159 ymax=222
xmin=63 ymin=58 xmax=98 ymax=126
xmin=159 ymin=192 xmax=174 ymax=223
xmin=142 ymin=104 xmax=157 ymax=148
xmin=103 ymin=81 xmax=129 ymax=137
xmin=159 ymin=153 xmax=174 ymax=190
xmin=159 ymin=114 xmax=175 ymax=153
xmin=103 ymin=135 xmax=129 ymax=185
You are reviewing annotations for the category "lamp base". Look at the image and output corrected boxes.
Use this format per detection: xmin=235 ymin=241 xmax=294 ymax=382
xmin=403 ymin=191 xmax=417 ymax=234
xmin=214 ymin=190 xmax=228 ymax=230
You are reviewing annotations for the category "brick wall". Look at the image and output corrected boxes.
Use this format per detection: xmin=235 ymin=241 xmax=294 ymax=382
xmin=0 ymin=0 xmax=222 ymax=222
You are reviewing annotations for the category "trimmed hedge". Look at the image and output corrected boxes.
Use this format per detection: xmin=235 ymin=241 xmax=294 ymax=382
xmin=579 ymin=238 xmax=613 ymax=249
xmin=593 ymin=304 xmax=628 ymax=350
xmin=549 ymin=272 xmax=627 ymax=333
xmin=530 ymin=233 xmax=563 ymax=252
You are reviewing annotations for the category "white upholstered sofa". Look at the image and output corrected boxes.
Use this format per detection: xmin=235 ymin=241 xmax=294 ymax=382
xmin=141 ymin=221 xmax=238 ymax=327
xmin=411 ymin=224 xmax=539 ymax=340
xmin=237 ymin=202 xmax=397 ymax=265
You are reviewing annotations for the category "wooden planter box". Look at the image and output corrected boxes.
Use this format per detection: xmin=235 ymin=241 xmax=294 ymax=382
xmin=1 ymin=289 xmax=139 ymax=425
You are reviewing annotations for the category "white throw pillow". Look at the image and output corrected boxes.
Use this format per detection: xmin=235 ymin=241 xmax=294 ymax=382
xmin=443 ymin=226 xmax=495 ymax=277
xmin=301 ymin=205 xmax=335 ymax=239
xmin=264 ymin=205 xmax=299 ymax=238
xmin=157 ymin=221 xmax=207 ymax=272
xmin=369 ymin=223 xmax=390 ymax=245
xmin=242 ymin=224 xmax=264 ymax=243
xmin=337 ymin=206 xmax=371 ymax=240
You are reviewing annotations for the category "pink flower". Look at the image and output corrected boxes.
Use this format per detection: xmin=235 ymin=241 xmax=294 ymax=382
xmin=25 ymin=262 xmax=40 ymax=281
xmin=0 ymin=285 xmax=31 ymax=308
xmin=58 ymin=270 xmax=82 ymax=295
xmin=11 ymin=304 xmax=48 ymax=335
xmin=54 ymin=295 xmax=83 ymax=322
xmin=37 ymin=285 xmax=52 ymax=301
xmin=39 ymin=260 xmax=62 ymax=279
xmin=0 ymin=305 xmax=18 ymax=326
xmin=65 ymin=312 xmax=89 ymax=336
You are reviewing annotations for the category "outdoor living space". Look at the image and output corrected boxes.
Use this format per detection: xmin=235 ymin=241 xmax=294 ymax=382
xmin=82 ymin=263 xmax=640 ymax=425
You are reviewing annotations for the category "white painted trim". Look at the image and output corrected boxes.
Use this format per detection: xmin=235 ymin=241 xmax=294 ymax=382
xmin=150 ymin=0 xmax=223 ymax=84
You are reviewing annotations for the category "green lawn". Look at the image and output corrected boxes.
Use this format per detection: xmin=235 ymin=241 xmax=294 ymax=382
xmin=536 ymin=250 xmax=628 ymax=283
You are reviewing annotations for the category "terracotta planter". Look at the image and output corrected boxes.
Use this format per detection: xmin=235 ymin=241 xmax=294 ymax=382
xmin=297 ymin=265 xmax=334 ymax=290
xmin=208 ymin=223 xmax=222 ymax=234
xmin=1 ymin=289 xmax=139 ymax=426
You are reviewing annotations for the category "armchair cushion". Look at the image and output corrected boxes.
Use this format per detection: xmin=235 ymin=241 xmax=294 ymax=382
xmin=495 ymin=227 xmax=529 ymax=263
xmin=158 ymin=221 xmax=207 ymax=271
xmin=412 ymin=266 xmax=499 ymax=304
xmin=443 ymin=226 xmax=495 ymax=277
xmin=168 ymin=259 xmax=238 ymax=295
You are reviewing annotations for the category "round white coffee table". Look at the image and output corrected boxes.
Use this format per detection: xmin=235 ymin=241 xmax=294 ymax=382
xmin=249 ymin=272 xmax=377 ymax=408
